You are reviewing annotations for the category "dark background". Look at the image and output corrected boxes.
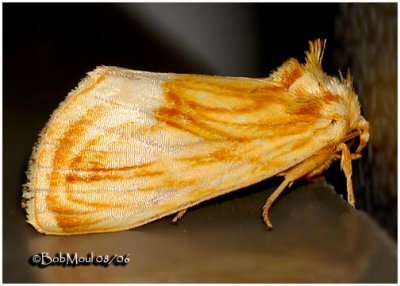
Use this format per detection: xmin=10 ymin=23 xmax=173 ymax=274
xmin=3 ymin=3 xmax=397 ymax=283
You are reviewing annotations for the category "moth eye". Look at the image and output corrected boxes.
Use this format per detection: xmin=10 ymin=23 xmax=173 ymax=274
xmin=331 ymin=119 xmax=337 ymax=125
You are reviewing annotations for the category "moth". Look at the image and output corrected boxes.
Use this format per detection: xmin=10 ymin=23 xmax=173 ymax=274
xmin=23 ymin=39 xmax=369 ymax=235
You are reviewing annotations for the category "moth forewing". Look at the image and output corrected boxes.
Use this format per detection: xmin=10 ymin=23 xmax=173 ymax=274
xmin=23 ymin=39 xmax=369 ymax=235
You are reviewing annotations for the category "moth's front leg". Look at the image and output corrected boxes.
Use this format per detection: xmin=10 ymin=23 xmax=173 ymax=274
xmin=337 ymin=143 xmax=355 ymax=207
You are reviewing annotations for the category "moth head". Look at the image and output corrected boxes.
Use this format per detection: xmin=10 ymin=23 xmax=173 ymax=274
xmin=272 ymin=39 xmax=370 ymax=154
xmin=338 ymin=70 xmax=370 ymax=154
xmin=324 ymin=73 xmax=370 ymax=155
xmin=306 ymin=39 xmax=369 ymax=154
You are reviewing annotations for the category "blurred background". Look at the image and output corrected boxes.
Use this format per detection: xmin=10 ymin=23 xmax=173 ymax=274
xmin=3 ymin=3 xmax=397 ymax=283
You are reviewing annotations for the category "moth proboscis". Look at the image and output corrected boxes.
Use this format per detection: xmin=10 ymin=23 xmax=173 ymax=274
xmin=22 ymin=39 xmax=369 ymax=235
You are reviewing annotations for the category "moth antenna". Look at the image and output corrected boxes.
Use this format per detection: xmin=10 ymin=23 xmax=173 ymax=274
xmin=305 ymin=39 xmax=326 ymax=69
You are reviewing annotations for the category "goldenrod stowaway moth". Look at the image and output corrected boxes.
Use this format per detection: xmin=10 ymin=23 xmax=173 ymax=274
xmin=23 ymin=39 xmax=369 ymax=235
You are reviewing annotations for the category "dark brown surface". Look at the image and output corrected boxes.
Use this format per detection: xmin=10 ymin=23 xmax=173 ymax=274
xmin=7 ymin=182 xmax=397 ymax=282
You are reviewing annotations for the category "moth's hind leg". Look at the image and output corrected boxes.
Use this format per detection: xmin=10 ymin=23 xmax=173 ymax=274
xmin=262 ymin=149 xmax=333 ymax=230
xmin=171 ymin=209 xmax=188 ymax=224
xmin=262 ymin=179 xmax=291 ymax=230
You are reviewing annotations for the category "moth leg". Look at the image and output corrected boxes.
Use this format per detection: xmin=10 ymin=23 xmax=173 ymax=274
xmin=355 ymin=117 xmax=370 ymax=154
xmin=262 ymin=149 xmax=333 ymax=230
xmin=337 ymin=143 xmax=355 ymax=207
xmin=171 ymin=209 xmax=188 ymax=224
xmin=305 ymin=155 xmax=336 ymax=183
xmin=306 ymin=161 xmax=332 ymax=178
xmin=262 ymin=179 xmax=291 ymax=230
xmin=305 ymin=162 xmax=331 ymax=183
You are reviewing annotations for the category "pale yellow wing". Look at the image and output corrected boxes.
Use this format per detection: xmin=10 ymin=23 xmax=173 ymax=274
xmin=23 ymin=65 xmax=340 ymax=235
